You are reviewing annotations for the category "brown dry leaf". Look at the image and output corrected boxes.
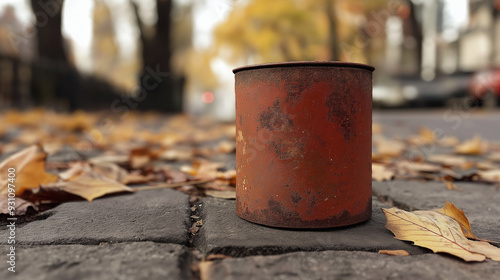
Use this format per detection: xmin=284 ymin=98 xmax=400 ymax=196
xmin=122 ymin=172 xmax=156 ymax=185
xmin=130 ymin=147 xmax=152 ymax=169
xmin=161 ymin=168 xmax=188 ymax=184
xmin=444 ymin=181 xmax=460 ymax=191
xmin=42 ymin=164 xmax=132 ymax=202
xmin=0 ymin=145 xmax=59 ymax=195
xmin=427 ymin=154 xmax=468 ymax=167
xmin=489 ymin=153 xmax=500 ymax=163
xmin=408 ymin=127 xmax=435 ymax=146
xmin=55 ymin=110 xmax=95 ymax=131
xmin=205 ymin=190 xmax=236 ymax=199
xmin=438 ymin=136 xmax=460 ymax=147
xmin=383 ymin=207 xmax=500 ymax=262
xmin=375 ymin=139 xmax=406 ymax=158
xmin=372 ymin=163 xmax=394 ymax=182
xmin=158 ymin=148 xmax=194 ymax=161
xmin=378 ymin=250 xmax=410 ymax=256
xmin=435 ymin=202 xmax=476 ymax=239
xmin=477 ymin=169 xmax=500 ymax=183
xmin=91 ymin=162 xmax=129 ymax=183
xmin=372 ymin=123 xmax=383 ymax=134
xmin=181 ymin=159 xmax=224 ymax=179
xmin=476 ymin=161 xmax=499 ymax=171
xmin=204 ymin=254 xmax=232 ymax=261
xmin=44 ymin=172 xmax=133 ymax=202
xmin=217 ymin=140 xmax=236 ymax=153
xmin=59 ymin=162 xmax=85 ymax=181
xmin=396 ymin=161 xmax=441 ymax=174
xmin=0 ymin=197 xmax=38 ymax=215
xmin=88 ymin=154 xmax=129 ymax=166
xmin=455 ymin=136 xmax=485 ymax=155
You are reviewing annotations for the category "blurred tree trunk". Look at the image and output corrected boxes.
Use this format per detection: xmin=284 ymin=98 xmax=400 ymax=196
xmin=408 ymin=1 xmax=422 ymax=74
xmin=30 ymin=0 xmax=77 ymax=109
xmin=131 ymin=0 xmax=182 ymax=112
xmin=325 ymin=0 xmax=340 ymax=61
xmin=30 ymin=0 xmax=67 ymax=62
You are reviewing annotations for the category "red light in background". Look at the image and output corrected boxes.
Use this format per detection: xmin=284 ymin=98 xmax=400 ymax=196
xmin=202 ymin=91 xmax=215 ymax=104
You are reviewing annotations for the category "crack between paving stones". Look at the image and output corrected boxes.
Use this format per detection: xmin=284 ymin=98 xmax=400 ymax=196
xmin=188 ymin=196 xmax=204 ymax=280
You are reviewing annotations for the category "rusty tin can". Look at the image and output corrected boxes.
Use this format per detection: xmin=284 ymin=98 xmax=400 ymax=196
xmin=233 ymin=61 xmax=374 ymax=228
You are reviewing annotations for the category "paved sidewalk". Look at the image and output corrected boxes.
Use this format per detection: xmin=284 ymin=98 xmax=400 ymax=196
xmin=1 ymin=179 xmax=499 ymax=279
xmin=1 ymin=110 xmax=500 ymax=279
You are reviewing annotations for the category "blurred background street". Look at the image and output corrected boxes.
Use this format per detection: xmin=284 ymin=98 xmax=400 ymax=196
xmin=0 ymin=0 xmax=499 ymax=119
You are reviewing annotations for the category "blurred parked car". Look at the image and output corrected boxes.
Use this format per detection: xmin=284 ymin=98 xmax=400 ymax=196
xmin=468 ymin=68 xmax=500 ymax=108
xmin=373 ymin=73 xmax=470 ymax=108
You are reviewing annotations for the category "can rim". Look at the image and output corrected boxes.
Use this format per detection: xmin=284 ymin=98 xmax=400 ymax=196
xmin=233 ymin=61 xmax=375 ymax=74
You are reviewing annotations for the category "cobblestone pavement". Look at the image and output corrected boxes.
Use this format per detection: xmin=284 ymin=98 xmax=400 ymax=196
xmin=1 ymin=110 xmax=500 ymax=279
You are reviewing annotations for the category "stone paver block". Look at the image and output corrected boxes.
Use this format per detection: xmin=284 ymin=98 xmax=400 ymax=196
xmin=194 ymin=197 xmax=428 ymax=257
xmin=0 ymin=242 xmax=191 ymax=280
xmin=1 ymin=189 xmax=190 ymax=245
xmin=373 ymin=181 xmax=500 ymax=242
xmin=200 ymin=250 xmax=500 ymax=280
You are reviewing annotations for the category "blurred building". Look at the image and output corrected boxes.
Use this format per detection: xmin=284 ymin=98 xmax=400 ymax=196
xmin=391 ymin=0 xmax=500 ymax=79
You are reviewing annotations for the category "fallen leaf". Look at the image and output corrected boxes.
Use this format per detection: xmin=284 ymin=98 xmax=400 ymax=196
xmin=130 ymin=147 xmax=152 ymax=169
xmin=217 ymin=140 xmax=236 ymax=153
xmin=375 ymin=139 xmax=406 ymax=158
xmin=383 ymin=207 xmax=500 ymax=262
xmin=59 ymin=162 xmax=85 ymax=181
xmin=372 ymin=163 xmax=394 ymax=182
xmin=396 ymin=161 xmax=441 ymax=174
xmin=43 ymin=164 xmax=133 ymax=202
xmin=455 ymin=136 xmax=485 ymax=155
xmin=0 ymin=197 xmax=38 ymax=215
xmin=158 ymin=148 xmax=194 ymax=161
xmin=435 ymin=202 xmax=476 ymax=239
xmin=91 ymin=162 xmax=128 ymax=183
xmin=407 ymin=127 xmax=435 ymax=146
xmin=204 ymin=254 xmax=232 ymax=261
xmin=444 ymin=181 xmax=460 ymax=191
xmin=489 ymin=153 xmax=500 ymax=163
xmin=0 ymin=145 xmax=59 ymax=195
xmin=378 ymin=250 xmax=410 ymax=256
xmin=205 ymin=190 xmax=236 ymax=199
xmin=426 ymin=154 xmax=468 ymax=167
xmin=437 ymin=136 xmax=460 ymax=147
xmin=477 ymin=169 xmax=500 ymax=183
xmin=88 ymin=154 xmax=129 ymax=166
xmin=476 ymin=161 xmax=500 ymax=171
xmin=372 ymin=123 xmax=383 ymax=134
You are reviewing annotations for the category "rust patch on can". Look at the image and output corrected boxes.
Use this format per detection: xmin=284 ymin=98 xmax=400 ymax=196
xmin=259 ymin=99 xmax=294 ymax=132
xmin=326 ymin=90 xmax=357 ymax=141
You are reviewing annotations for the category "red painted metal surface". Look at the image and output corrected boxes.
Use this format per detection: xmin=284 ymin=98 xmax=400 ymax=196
xmin=234 ymin=61 xmax=374 ymax=228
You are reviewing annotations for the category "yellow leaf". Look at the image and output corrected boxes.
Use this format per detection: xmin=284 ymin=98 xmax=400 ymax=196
xmin=435 ymin=202 xmax=476 ymax=239
xmin=477 ymin=169 xmax=500 ymax=183
xmin=44 ymin=164 xmax=133 ymax=202
xmin=372 ymin=163 xmax=394 ymax=182
xmin=455 ymin=136 xmax=485 ymax=155
xmin=426 ymin=154 xmax=468 ymax=167
xmin=205 ymin=190 xmax=236 ymax=199
xmin=375 ymin=139 xmax=405 ymax=158
xmin=383 ymin=207 xmax=493 ymax=262
xmin=489 ymin=153 xmax=500 ymax=163
xmin=372 ymin=123 xmax=383 ymax=134
xmin=0 ymin=145 xmax=58 ymax=195
xmin=61 ymin=174 xmax=133 ymax=202
xmin=444 ymin=181 xmax=460 ymax=191
xmin=378 ymin=250 xmax=410 ymax=256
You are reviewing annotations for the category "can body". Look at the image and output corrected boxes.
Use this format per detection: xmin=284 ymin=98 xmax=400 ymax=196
xmin=234 ymin=62 xmax=374 ymax=228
